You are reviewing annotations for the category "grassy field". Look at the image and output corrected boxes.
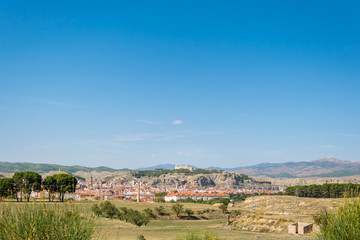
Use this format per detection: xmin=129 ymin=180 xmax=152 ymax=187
xmin=0 ymin=196 xmax=344 ymax=239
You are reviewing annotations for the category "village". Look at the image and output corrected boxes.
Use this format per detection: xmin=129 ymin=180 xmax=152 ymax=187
xmin=66 ymin=166 xmax=283 ymax=202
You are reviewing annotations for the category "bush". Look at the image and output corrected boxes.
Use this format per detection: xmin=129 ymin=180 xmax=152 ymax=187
xmin=219 ymin=204 xmax=228 ymax=214
xmin=0 ymin=203 xmax=96 ymax=240
xmin=317 ymin=198 xmax=360 ymax=239
xmin=127 ymin=209 xmax=150 ymax=227
xmin=185 ymin=208 xmax=194 ymax=217
xmin=91 ymin=204 xmax=102 ymax=216
xmin=155 ymin=197 xmax=165 ymax=203
xmin=143 ymin=208 xmax=156 ymax=219
xmin=92 ymin=201 xmax=119 ymax=219
xmin=232 ymin=210 xmax=241 ymax=216
xmin=172 ymin=203 xmax=184 ymax=218
xmin=155 ymin=206 xmax=166 ymax=215
xmin=137 ymin=235 xmax=146 ymax=240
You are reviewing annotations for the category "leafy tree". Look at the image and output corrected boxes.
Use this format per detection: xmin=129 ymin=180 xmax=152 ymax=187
xmin=154 ymin=206 xmax=166 ymax=215
xmin=171 ymin=203 xmax=184 ymax=218
xmin=53 ymin=173 xmax=77 ymax=202
xmin=12 ymin=171 xmax=42 ymax=202
xmin=219 ymin=204 xmax=228 ymax=214
xmin=184 ymin=208 xmax=194 ymax=217
xmin=23 ymin=171 xmax=42 ymax=202
xmin=99 ymin=201 xmax=119 ymax=219
xmin=91 ymin=204 xmax=102 ymax=217
xmin=137 ymin=235 xmax=146 ymax=240
xmin=130 ymin=210 xmax=150 ymax=227
xmin=220 ymin=198 xmax=230 ymax=207
xmin=12 ymin=172 xmax=25 ymax=202
xmin=43 ymin=175 xmax=57 ymax=202
xmin=0 ymin=178 xmax=14 ymax=200
xmin=155 ymin=197 xmax=165 ymax=203
xmin=118 ymin=207 xmax=129 ymax=221
xmin=155 ymin=192 xmax=168 ymax=197
xmin=143 ymin=208 xmax=156 ymax=219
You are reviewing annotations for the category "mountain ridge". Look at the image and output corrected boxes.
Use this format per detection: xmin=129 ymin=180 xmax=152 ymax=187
xmin=1 ymin=158 xmax=360 ymax=178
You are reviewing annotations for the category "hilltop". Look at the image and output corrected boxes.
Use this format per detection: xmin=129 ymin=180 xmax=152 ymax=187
xmin=2 ymin=157 xmax=360 ymax=178
xmin=0 ymin=161 xmax=130 ymax=174
xmin=230 ymin=157 xmax=360 ymax=178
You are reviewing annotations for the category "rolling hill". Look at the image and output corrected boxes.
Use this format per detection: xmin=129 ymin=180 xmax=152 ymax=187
xmin=0 ymin=161 xmax=130 ymax=174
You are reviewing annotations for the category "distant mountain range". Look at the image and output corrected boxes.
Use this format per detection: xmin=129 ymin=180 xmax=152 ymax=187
xmin=137 ymin=158 xmax=360 ymax=178
xmin=1 ymin=157 xmax=360 ymax=178
xmin=220 ymin=157 xmax=360 ymax=178
xmin=0 ymin=161 xmax=130 ymax=174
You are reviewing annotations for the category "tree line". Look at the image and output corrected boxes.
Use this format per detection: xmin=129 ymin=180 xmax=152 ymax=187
xmin=285 ymin=183 xmax=360 ymax=198
xmin=0 ymin=171 xmax=77 ymax=202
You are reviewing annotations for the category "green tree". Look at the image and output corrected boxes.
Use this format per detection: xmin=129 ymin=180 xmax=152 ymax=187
xmin=0 ymin=178 xmax=14 ymax=200
xmin=220 ymin=198 xmax=230 ymax=207
xmin=99 ymin=201 xmax=119 ymax=219
xmin=219 ymin=204 xmax=228 ymax=214
xmin=12 ymin=172 xmax=25 ymax=202
xmin=171 ymin=203 xmax=184 ymax=218
xmin=91 ymin=204 xmax=102 ymax=217
xmin=143 ymin=208 xmax=156 ymax=219
xmin=53 ymin=173 xmax=77 ymax=202
xmin=43 ymin=175 xmax=57 ymax=202
xmin=184 ymin=208 xmax=194 ymax=217
xmin=154 ymin=206 xmax=166 ymax=215
xmin=128 ymin=210 xmax=149 ymax=227
xmin=12 ymin=171 xmax=42 ymax=202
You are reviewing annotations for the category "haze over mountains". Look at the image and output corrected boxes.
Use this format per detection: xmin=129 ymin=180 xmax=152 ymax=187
xmin=1 ymin=157 xmax=360 ymax=178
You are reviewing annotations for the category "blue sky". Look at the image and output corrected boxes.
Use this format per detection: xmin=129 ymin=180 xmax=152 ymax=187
xmin=0 ymin=1 xmax=359 ymax=169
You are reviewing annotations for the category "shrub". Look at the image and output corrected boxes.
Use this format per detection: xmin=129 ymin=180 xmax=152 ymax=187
xmin=172 ymin=203 xmax=184 ymax=218
xmin=91 ymin=204 xmax=102 ymax=216
xmin=99 ymin=201 xmax=119 ymax=219
xmin=232 ymin=210 xmax=241 ymax=216
xmin=317 ymin=198 xmax=360 ymax=239
xmin=155 ymin=205 xmax=166 ymax=215
xmin=185 ymin=208 xmax=194 ymax=217
xmin=137 ymin=235 xmax=146 ymax=240
xmin=143 ymin=208 xmax=156 ymax=219
xmin=219 ymin=204 xmax=228 ymax=214
xmin=155 ymin=197 xmax=165 ymax=203
xmin=0 ymin=203 xmax=96 ymax=240
xmin=127 ymin=209 xmax=150 ymax=227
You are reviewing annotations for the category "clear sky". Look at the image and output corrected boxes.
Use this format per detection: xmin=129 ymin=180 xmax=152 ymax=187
xmin=1 ymin=1 xmax=359 ymax=169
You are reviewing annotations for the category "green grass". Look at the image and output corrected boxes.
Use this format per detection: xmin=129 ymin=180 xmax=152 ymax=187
xmin=317 ymin=198 xmax=360 ymax=239
xmin=0 ymin=202 xmax=97 ymax=240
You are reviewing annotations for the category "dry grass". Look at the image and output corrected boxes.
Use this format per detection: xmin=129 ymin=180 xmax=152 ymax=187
xmin=0 ymin=196 xmax=343 ymax=239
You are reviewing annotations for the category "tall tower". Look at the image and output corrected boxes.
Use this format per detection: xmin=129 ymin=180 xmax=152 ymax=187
xmin=137 ymin=182 xmax=140 ymax=203
xmin=90 ymin=175 xmax=93 ymax=189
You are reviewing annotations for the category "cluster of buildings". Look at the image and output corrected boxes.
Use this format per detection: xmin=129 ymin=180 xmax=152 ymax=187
xmin=69 ymin=174 xmax=282 ymax=202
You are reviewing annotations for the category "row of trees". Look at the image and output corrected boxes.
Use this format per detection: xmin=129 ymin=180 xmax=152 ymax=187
xmin=285 ymin=183 xmax=360 ymax=198
xmin=0 ymin=171 xmax=77 ymax=202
